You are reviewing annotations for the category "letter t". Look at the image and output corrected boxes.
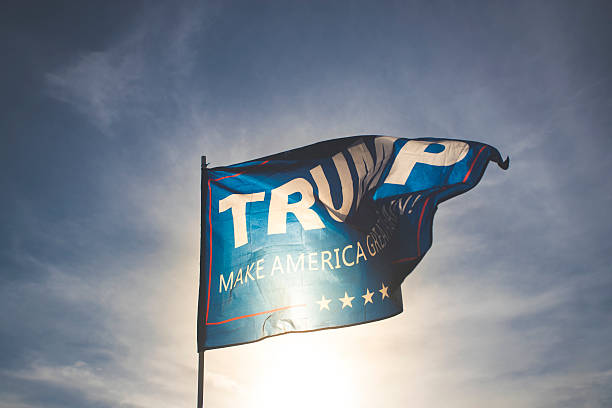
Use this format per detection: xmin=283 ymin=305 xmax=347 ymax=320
xmin=219 ymin=192 xmax=265 ymax=248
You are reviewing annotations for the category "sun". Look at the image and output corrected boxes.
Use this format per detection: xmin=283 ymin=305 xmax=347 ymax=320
xmin=249 ymin=333 xmax=359 ymax=408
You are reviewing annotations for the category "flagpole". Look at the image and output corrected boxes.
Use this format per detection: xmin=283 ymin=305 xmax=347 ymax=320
xmin=197 ymin=155 xmax=207 ymax=408
xmin=197 ymin=350 xmax=205 ymax=407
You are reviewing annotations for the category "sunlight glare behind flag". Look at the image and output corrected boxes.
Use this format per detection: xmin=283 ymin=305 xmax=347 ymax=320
xmin=197 ymin=135 xmax=508 ymax=350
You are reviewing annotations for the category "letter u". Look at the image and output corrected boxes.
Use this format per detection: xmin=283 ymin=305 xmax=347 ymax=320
xmin=310 ymin=152 xmax=354 ymax=222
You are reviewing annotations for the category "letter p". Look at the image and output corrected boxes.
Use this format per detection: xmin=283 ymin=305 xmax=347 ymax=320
xmin=384 ymin=140 xmax=469 ymax=185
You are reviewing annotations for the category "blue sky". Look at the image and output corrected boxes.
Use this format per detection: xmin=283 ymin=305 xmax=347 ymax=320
xmin=1 ymin=1 xmax=611 ymax=407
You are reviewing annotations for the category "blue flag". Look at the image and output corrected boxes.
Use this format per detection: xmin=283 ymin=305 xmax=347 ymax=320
xmin=197 ymin=136 xmax=508 ymax=350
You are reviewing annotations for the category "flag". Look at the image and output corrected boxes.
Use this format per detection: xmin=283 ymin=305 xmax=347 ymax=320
xmin=197 ymin=135 xmax=508 ymax=350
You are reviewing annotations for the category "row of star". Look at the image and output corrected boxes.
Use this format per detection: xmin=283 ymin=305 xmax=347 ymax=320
xmin=315 ymin=283 xmax=390 ymax=310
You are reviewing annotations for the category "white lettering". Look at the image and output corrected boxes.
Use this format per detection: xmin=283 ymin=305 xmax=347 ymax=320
xmin=342 ymin=244 xmax=354 ymax=266
xmin=321 ymin=250 xmax=334 ymax=270
xmin=310 ymin=152 xmax=353 ymax=222
xmin=366 ymin=234 xmax=377 ymax=256
xmin=245 ymin=263 xmax=255 ymax=282
xmin=218 ymin=192 xmax=265 ymax=248
xmin=348 ymin=137 xmax=397 ymax=207
xmin=384 ymin=140 xmax=469 ymax=185
xmin=287 ymin=253 xmax=304 ymax=273
xmin=233 ymin=268 xmax=243 ymax=288
xmin=356 ymin=241 xmax=367 ymax=263
xmin=219 ymin=271 xmax=234 ymax=293
xmin=308 ymin=252 xmax=319 ymax=271
xmin=270 ymin=255 xmax=284 ymax=276
xmin=256 ymin=258 xmax=265 ymax=279
xmin=268 ymin=178 xmax=325 ymax=234
xmin=333 ymin=248 xmax=340 ymax=268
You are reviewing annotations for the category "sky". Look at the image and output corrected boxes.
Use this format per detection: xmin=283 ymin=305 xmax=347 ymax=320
xmin=1 ymin=1 xmax=611 ymax=407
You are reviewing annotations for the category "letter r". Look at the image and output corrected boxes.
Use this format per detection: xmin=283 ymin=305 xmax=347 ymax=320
xmin=268 ymin=178 xmax=325 ymax=235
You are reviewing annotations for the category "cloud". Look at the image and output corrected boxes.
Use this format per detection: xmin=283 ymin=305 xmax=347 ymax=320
xmin=43 ymin=4 xmax=209 ymax=138
xmin=46 ymin=48 xmax=145 ymax=135
xmin=3 ymin=1 xmax=612 ymax=407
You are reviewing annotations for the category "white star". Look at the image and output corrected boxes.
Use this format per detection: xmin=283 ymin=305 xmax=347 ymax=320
xmin=316 ymin=295 xmax=331 ymax=311
xmin=379 ymin=283 xmax=389 ymax=300
xmin=362 ymin=288 xmax=374 ymax=305
xmin=339 ymin=292 xmax=355 ymax=309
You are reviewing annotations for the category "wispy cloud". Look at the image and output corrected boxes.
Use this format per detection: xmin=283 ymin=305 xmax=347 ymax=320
xmin=45 ymin=47 xmax=145 ymax=136
xmin=3 ymin=1 xmax=611 ymax=407
xmin=44 ymin=4 xmax=209 ymax=138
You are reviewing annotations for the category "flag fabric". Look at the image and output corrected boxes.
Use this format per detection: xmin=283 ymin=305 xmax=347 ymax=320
xmin=197 ymin=135 xmax=508 ymax=350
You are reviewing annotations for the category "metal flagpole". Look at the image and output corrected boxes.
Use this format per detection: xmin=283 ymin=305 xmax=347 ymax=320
xmin=197 ymin=155 xmax=207 ymax=408
xmin=197 ymin=351 xmax=205 ymax=407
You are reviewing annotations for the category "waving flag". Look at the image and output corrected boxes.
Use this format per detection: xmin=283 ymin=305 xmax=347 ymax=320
xmin=197 ymin=136 xmax=508 ymax=350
